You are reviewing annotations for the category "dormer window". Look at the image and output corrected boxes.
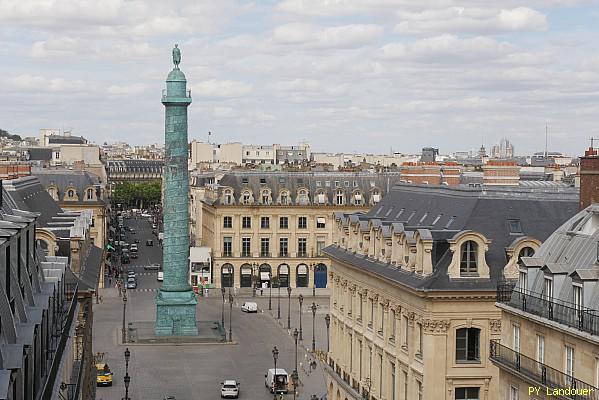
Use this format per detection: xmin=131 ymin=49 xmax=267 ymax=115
xmin=372 ymin=190 xmax=381 ymax=204
xmin=317 ymin=191 xmax=326 ymax=204
xmin=573 ymin=284 xmax=583 ymax=311
xmin=280 ymin=191 xmax=289 ymax=205
xmin=353 ymin=192 xmax=362 ymax=205
xmin=224 ymin=190 xmax=233 ymax=205
xmin=335 ymin=189 xmax=344 ymax=205
xmin=544 ymin=276 xmax=553 ymax=301
xmin=518 ymin=247 xmax=535 ymax=265
xmin=261 ymin=189 xmax=271 ymax=205
xmin=519 ymin=270 xmax=527 ymax=292
xmin=460 ymin=241 xmax=478 ymax=275
xmin=86 ymin=188 xmax=94 ymax=200
xmin=298 ymin=189 xmax=309 ymax=205
xmin=67 ymin=189 xmax=75 ymax=198
xmin=241 ymin=191 xmax=252 ymax=205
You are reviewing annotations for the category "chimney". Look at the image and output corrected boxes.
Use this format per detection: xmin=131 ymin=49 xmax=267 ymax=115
xmin=579 ymin=146 xmax=599 ymax=209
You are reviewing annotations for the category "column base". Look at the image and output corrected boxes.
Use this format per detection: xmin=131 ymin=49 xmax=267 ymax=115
xmin=154 ymin=289 xmax=198 ymax=336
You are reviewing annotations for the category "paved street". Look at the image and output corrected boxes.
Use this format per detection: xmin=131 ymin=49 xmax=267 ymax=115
xmin=94 ymin=217 xmax=329 ymax=400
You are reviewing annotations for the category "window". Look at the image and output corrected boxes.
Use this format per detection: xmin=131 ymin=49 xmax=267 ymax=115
xmin=241 ymin=191 xmax=251 ymax=204
xmin=510 ymin=386 xmax=518 ymax=400
xmin=573 ymin=285 xmax=583 ymax=311
xmin=279 ymin=238 xmax=288 ymax=257
xmin=242 ymin=216 xmax=251 ymax=229
xmin=223 ymin=237 xmax=232 ymax=257
xmin=344 ymin=181 xmax=350 ymax=187
xmin=518 ymin=271 xmax=527 ymax=292
xmin=298 ymin=189 xmax=309 ymax=205
xmin=417 ymin=380 xmax=423 ymax=400
xmin=298 ymin=216 xmax=307 ymax=229
xmin=260 ymin=178 xmax=267 ymax=184
xmin=565 ymin=345 xmax=574 ymax=378
xmin=241 ymin=238 xmax=251 ymax=257
xmin=518 ymin=246 xmax=534 ymax=264
xmin=372 ymin=190 xmax=381 ymax=204
xmin=379 ymin=353 xmax=383 ymax=394
xmin=456 ymin=328 xmax=480 ymax=362
xmin=354 ymin=192 xmax=362 ymax=205
xmin=455 ymin=387 xmax=479 ymax=400
xmin=335 ymin=189 xmax=344 ymax=205
xmin=280 ymin=191 xmax=289 ymax=205
xmin=460 ymin=241 xmax=478 ymax=275
xmin=325 ymin=181 xmax=330 ymax=187
xmin=317 ymin=192 xmax=326 ymax=204
xmin=279 ymin=217 xmax=288 ymax=229
xmin=67 ymin=189 xmax=75 ymax=198
xmin=544 ymin=277 xmax=553 ymax=301
xmin=358 ymin=293 xmax=363 ymax=320
xmin=316 ymin=240 xmax=325 ymax=256
xmin=403 ymin=315 xmax=409 ymax=347
xmin=369 ymin=298 xmax=374 ymax=327
xmin=297 ymin=238 xmax=307 ymax=257
xmin=224 ymin=190 xmax=233 ymax=205
xmin=334 ymin=181 xmax=340 ymax=187
xmin=261 ymin=238 xmax=270 ymax=257
xmin=402 ymin=371 xmax=408 ymax=400
xmin=391 ymin=308 xmax=396 ymax=339
xmin=390 ymin=362 xmax=396 ymax=400
xmin=316 ymin=181 xmax=321 ymax=187
xmin=416 ymin=322 xmax=423 ymax=357
xmin=316 ymin=217 xmax=326 ymax=229
xmin=536 ymin=335 xmax=545 ymax=365
xmin=513 ymin=324 xmax=520 ymax=353
xmin=86 ymin=188 xmax=94 ymax=200
xmin=508 ymin=219 xmax=522 ymax=234
xmin=260 ymin=216 xmax=270 ymax=229
xmin=223 ymin=216 xmax=232 ymax=229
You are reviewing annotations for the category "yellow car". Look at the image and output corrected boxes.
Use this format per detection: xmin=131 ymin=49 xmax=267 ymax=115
xmin=96 ymin=363 xmax=113 ymax=386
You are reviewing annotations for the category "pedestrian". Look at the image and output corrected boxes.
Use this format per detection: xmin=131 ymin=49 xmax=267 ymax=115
xmin=260 ymin=288 xmax=264 ymax=296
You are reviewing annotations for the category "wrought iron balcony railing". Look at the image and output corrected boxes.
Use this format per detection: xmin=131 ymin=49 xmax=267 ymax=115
xmin=490 ymin=340 xmax=598 ymax=400
xmin=497 ymin=282 xmax=599 ymax=336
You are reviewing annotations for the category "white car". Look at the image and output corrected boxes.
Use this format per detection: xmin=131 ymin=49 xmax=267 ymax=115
xmin=157 ymin=271 xmax=164 ymax=281
xmin=220 ymin=380 xmax=239 ymax=398
xmin=240 ymin=302 xmax=258 ymax=313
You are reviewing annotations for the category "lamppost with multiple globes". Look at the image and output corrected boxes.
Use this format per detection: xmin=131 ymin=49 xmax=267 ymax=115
xmin=123 ymin=372 xmax=131 ymax=400
xmin=293 ymin=328 xmax=299 ymax=372
xmin=286 ymin=286 xmax=292 ymax=329
xmin=124 ymin=348 xmax=130 ymax=374
xmin=122 ymin=292 xmax=127 ymax=344
xmin=310 ymin=302 xmax=317 ymax=352
xmin=221 ymin=287 xmax=225 ymax=329
xmin=298 ymin=294 xmax=304 ymax=340
xmin=291 ymin=370 xmax=299 ymax=400
xmin=252 ymin=262 xmax=258 ymax=297
xmin=325 ymin=313 xmax=331 ymax=353
xmin=272 ymin=346 xmax=279 ymax=400
xmin=228 ymin=291 xmax=233 ymax=342
xmin=277 ymin=280 xmax=281 ymax=319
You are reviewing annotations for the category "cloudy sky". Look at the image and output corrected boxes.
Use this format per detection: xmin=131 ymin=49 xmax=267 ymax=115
xmin=1 ymin=0 xmax=599 ymax=155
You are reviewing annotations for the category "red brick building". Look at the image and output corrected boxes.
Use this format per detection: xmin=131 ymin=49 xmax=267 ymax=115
xmin=579 ymin=146 xmax=599 ymax=209
xmin=0 ymin=162 xmax=32 ymax=180
xmin=482 ymin=160 xmax=520 ymax=186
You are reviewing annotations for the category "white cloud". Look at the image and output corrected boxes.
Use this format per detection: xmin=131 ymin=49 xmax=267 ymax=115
xmin=9 ymin=74 xmax=87 ymax=93
xmin=192 ymin=79 xmax=253 ymax=98
xmin=272 ymin=23 xmax=384 ymax=48
xmin=395 ymin=7 xmax=547 ymax=35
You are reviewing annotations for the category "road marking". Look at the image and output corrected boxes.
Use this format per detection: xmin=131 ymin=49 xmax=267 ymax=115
xmin=128 ymin=288 xmax=158 ymax=292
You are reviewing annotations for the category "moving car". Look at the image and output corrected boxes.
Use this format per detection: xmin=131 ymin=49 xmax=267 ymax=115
xmin=127 ymin=271 xmax=136 ymax=278
xmin=220 ymin=380 xmax=240 ymax=398
xmin=145 ymin=263 xmax=161 ymax=271
xmin=152 ymin=223 xmax=157 ymax=229
xmin=130 ymin=244 xmax=138 ymax=251
xmin=265 ymin=369 xmax=288 ymax=394
xmin=126 ymin=277 xmax=137 ymax=289
xmin=157 ymin=271 xmax=164 ymax=281
xmin=96 ymin=363 xmax=113 ymax=386
xmin=241 ymin=302 xmax=258 ymax=313
xmin=146 ymin=239 xmax=154 ymax=246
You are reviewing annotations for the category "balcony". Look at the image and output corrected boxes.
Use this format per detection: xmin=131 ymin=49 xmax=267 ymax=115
xmin=490 ymin=340 xmax=598 ymax=399
xmin=497 ymin=283 xmax=599 ymax=336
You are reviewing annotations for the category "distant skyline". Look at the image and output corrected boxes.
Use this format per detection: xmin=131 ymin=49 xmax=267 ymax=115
xmin=1 ymin=0 xmax=598 ymax=156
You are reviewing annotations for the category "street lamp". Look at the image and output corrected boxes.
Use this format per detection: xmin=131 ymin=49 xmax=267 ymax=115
xmin=252 ymin=262 xmax=258 ymax=297
xmin=268 ymin=271 xmax=272 ymax=310
xmin=311 ymin=263 xmax=316 ymax=297
xmin=221 ymin=287 xmax=225 ymax=329
xmin=124 ymin=372 xmax=131 ymax=400
xmin=291 ymin=370 xmax=299 ymax=400
xmin=293 ymin=328 xmax=299 ymax=373
xmin=311 ymin=302 xmax=317 ymax=352
xmin=124 ymin=348 xmax=130 ymax=374
xmin=272 ymin=346 xmax=279 ymax=400
xmin=122 ymin=292 xmax=128 ymax=344
xmin=298 ymin=294 xmax=304 ymax=340
xmin=325 ymin=314 xmax=331 ymax=353
xmin=287 ymin=286 xmax=292 ymax=329
xmin=228 ymin=291 xmax=233 ymax=342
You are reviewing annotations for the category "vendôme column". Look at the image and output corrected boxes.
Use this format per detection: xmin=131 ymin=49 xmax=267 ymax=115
xmin=155 ymin=44 xmax=198 ymax=336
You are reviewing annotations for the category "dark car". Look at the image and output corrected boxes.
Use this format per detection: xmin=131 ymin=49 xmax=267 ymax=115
xmin=146 ymin=239 xmax=154 ymax=246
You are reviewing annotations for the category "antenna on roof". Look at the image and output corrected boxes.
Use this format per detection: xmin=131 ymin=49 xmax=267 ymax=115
xmin=208 ymin=131 xmax=211 ymax=144
xmin=545 ymin=121 xmax=549 ymax=160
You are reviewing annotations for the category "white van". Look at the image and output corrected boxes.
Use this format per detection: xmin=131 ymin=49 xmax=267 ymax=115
xmin=265 ymin=368 xmax=288 ymax=394
xmin=241 ymin=302 xmax=258 ymax=313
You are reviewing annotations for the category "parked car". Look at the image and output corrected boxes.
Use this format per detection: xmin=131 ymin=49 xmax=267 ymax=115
xmin=145 ymin=263 xmax=161 ymax=271
xmin=241 ymin=302 xmax=258 ymax=313
xmin=221 ymin=380 xmax=240 ymax=398
xmin=96 ymin=363 xmax=113 ymax=386
xmin=127 ymin=271 xmax=136 ymax=278
xmin=265 ymin=369 xmax=288 ymax=394
xmin=146 ymin=239 xmax=154 ymax=246
xmin=121 ymin=253 xmax=130 ymax=264
xmin=152 ymin=223 xmax=157 ymax=229
xmin=157 ymin=271 xmax=164 ymax=281
xmin=130 ymin=244 xmax=138 ymax=251
xmin=126 ymin=277 xmax=137 ymax=289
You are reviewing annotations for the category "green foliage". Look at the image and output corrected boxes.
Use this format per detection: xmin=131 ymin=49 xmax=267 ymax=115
xmin=0 ymin=129 xmax=22 ymax=141
xmin=112 ymin=181 xmax=161 ymax=206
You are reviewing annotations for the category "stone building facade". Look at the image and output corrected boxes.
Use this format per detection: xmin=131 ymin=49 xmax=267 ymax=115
xmin=198 ymin=172 xmax=401 ymax=288
xmin=492 ymin=204 xmax=599 ymax=399
xmin=324 ymin=184 xmax=578 ymax=400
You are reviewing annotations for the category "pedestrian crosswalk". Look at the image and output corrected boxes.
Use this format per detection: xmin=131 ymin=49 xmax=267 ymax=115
xmin=128 ymin=288 xmax=158 ymax=292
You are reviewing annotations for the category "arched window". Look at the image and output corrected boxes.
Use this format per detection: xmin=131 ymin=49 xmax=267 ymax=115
xmin=67 ymin=189 xmax=75 ymax=198
xmin=261 ymin=189 xmax=271 ymax=205
xmin=456 ymin=327 xmax=480 ymax=362
xmin=371 ymin=190 xmax=381 ymax=204
xmin=353 ymin=192 xmax=362 ymax=206
xmin=241 ymin=190 xmax=252 ymax=205
xmin=460 ymin=241 xmax=478 ymax=275
xmin=298 ymin=189 xmax=309 ymax=205
xmin=86 ymin=188 xmax=94 ymax=200
xmin=518 ymin=246 xmax=535 ymax=265
xmin=335 ymin=189 xmax=344 ymax=205
xmin=316 ymin=190 xmax=326 ymax=205
xmin=280 ymin=190 xmax=289 ymax=205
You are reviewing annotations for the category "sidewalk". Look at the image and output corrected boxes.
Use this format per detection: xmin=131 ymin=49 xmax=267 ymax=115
xmin=206 ymin=287 xmax=330 ymax=299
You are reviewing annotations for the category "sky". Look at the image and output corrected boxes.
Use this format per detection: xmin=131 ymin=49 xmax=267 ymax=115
xmin=1 ymin=0 xmax=599 ymax=156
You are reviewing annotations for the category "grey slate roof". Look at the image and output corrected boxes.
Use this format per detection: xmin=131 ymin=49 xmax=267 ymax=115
xmin=33 ymin=169 xmax=105 ymax=205
xmin=2 ymin=176 xmax=63 ymax=226
xmin=26 ymin=147 xmax=52 ymax=161
xmin=213 ymin=171 xmax=401 ymax=206
xmin=325 ymin=183 xmax=579 ymax=292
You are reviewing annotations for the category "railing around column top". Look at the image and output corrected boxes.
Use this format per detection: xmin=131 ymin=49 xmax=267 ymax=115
xmin=490 ymin=340 xmax=598 ymax=400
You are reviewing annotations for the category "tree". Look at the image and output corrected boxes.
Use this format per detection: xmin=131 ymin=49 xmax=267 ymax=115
xmin=112 ymin=181 xmax=161 ymax=208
